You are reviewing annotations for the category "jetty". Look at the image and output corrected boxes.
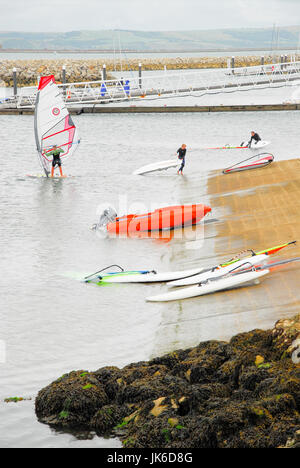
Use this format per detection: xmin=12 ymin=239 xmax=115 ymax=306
xmin=1 ymin=59 xmax=300 ymax=113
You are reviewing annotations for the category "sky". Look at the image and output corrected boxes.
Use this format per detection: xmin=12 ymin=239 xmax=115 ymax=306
xmin=0 ymin=0 xmax=299 ymax=32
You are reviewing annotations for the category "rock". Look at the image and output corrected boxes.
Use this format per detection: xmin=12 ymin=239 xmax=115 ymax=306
xmin=35 ymin=314 xmax=300 ymax=447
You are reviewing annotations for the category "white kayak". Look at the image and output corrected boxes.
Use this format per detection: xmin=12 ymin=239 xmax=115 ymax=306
xmin=167 ymin=254 xmax=268 ymax=287
xmin=146 ymin=269 xmax=269 ymax=302
xmin=90 ymin=266 xmax=205 ymax=284
xmin=133 ymin=159 xmax=181 ymax=176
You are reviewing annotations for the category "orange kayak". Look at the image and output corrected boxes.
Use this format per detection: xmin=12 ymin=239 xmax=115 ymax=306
xmin=106 ymin=204 xmax=211 ymax=235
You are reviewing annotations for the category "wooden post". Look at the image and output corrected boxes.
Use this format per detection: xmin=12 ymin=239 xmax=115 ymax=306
xmin=261 ymin=56 xmax=264 ymax=66
xmin=13 ymin=67 xmax=17 ymax=97
xmin=102 ymin=64 xmax=107 ymax=81
xmin=231 ymin=56 xmax=235 ymax=74
xmin=138 ymin=63 xmax=142 ymax=89
xmin=62 ymin=65 xmax=66 ymax=98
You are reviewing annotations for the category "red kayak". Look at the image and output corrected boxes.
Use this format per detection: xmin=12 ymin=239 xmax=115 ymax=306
xmin=223 ymin=154 xmax=274 ymax=174
xmin=106 ymin=204 xmax=211 ymax=235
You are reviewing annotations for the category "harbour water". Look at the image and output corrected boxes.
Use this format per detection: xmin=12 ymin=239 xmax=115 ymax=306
xmin=1 ymin=49 xmax=299 ymax=61
xmin=0 ymin=109 xmax=299 ymax=447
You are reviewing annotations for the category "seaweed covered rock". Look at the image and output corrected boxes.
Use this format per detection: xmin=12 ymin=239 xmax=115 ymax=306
xmin=35 ymin=315 xmax=300 ymax=448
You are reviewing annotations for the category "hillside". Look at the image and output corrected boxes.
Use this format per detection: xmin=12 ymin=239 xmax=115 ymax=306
xmin=0 ymin=26 xmax=300 ymax=51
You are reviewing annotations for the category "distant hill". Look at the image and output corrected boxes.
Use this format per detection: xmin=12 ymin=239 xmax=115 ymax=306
xmin=0 ymin=27 xmax=300 ymax=51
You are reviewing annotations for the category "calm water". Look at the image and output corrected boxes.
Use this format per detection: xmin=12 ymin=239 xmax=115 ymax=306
xmin=0 ymin=110 xmax=299 ymax=447
xmin=0 ymin=49 xmax=298 ymax=61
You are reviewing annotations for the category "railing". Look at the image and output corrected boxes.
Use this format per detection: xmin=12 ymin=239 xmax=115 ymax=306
xmin=2 ymin=60 xmax=300 ymax=109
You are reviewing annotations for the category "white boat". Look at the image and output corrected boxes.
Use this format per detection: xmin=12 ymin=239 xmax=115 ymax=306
xmin=146 ymin=269 xmax=269 ymax=302
xmin=167 ymin=254 xmax=268 ymax=287
xmin=133 ymin=159 xmax=181 ymax=176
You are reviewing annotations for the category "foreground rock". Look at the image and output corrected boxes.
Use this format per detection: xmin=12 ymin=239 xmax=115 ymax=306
xmin=36 ymin=315 xmax=300 ymax=448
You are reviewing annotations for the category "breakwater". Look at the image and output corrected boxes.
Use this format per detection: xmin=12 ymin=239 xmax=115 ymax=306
xmin=0 ymin=54 xmax=298 ymax=86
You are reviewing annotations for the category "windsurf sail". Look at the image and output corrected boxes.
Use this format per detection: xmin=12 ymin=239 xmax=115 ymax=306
xmin=220 ymin=241 xmax=296 ymax=267
xmin=222 ymin=152 xmax=274 ymax=174
xmin=34 ymin=75 xmax=80 ymax=177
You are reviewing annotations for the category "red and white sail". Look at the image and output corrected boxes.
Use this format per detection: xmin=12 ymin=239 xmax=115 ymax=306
xmin=34 ymin=75 xmax=80 ymax=176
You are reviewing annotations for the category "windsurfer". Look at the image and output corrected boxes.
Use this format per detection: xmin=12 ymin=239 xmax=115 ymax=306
xmin=45 ymin=145 xmax=65 ymax=177
xmin=177 ymin=144 xmax=187 ymax=174
xmin=248 ymin=131 xmax=261 ymax=147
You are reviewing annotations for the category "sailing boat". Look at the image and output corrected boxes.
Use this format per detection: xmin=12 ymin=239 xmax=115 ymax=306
xmin=34 ymin=75 xmax=80 ymax=177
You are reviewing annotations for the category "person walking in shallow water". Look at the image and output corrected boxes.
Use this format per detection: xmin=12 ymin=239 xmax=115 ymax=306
xmin=177 ymin=144 xmax=187 ymax=174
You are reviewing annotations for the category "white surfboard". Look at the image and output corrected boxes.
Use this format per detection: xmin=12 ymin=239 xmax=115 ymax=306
xmin=242 ymin=141 xmax=270 ymax=149
xmin=133 ymin=159 xmax=181 ymax=176
xmin=26 ymin=174 xmax=72 ymax=179
xmin=89 ymin=267 xmax=206 ymax=284
xmin=146 ymin=269 xmax=269 ymax=302
xmin=167 ymin=254 xmax=268 ymax=287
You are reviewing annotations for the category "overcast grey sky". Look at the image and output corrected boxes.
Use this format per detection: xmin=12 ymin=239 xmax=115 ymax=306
xmin=0 ymin=0 xmax=299 ymax=31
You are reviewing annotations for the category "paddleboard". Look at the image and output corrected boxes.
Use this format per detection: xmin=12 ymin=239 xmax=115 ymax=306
xmin=133 ymin=159 xmax=181 ymax=176
xmin=146 ymin=269 xmax=269 ymax=302
xmin=167 ymin=254 xmax=268 ymax=287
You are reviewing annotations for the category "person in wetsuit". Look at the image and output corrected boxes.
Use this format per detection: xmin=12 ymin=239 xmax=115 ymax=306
xmin=177 ymin=144 xmax=187 ymax=174
xmin=45 ymin=145 xmax=65 ymax=177
xmin=248 ymin=131 xmax=261 ymax=147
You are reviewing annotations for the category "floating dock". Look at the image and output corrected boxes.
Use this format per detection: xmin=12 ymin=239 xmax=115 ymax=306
xmin=1 ymin=103 xmax=299 ymax=115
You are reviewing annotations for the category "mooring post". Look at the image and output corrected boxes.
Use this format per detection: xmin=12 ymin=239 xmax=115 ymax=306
xmin=231 ymin=56 xmax=235 ymax=74
xmin=138 ymin=63 xmax=142 ymax=89
xmin=13 ymin=67 xmax=17 ymax=98
xmin=280 ymin=55 xmax=284 ymax=70
xmin=62 ymin=65 xmax=66 ymax=98
xmin=102 ymin=64 xmax=107 ymax=81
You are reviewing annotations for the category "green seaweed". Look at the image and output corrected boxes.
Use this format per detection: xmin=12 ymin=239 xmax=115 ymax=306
xmin=4 ymin=397 xmax=26 ymax=403
xmin=59 ymin=411 xmax=69 ymax=420
xmin=162 ymin=428 xmax=170 ymax=443
xmin=82 ymin=384 xmax=96 ymax=390
xmin=115 ymin=419 xmax=129 ymax=429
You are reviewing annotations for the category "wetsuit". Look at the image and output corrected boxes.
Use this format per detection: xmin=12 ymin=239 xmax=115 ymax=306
xmin=249 ymin=133 xmax=261 ymax=146
xmin=46 ymin=148 xmax=65 ymax=167
xmin=177 ymin=147 xmax=186 ymax=173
